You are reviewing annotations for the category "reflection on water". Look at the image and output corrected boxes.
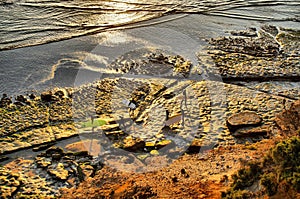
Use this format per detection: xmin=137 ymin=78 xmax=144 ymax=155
xmin=0 ymin=0 xmax=299 ymax=50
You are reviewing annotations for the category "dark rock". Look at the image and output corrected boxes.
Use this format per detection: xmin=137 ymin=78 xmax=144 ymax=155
xmin=180 ymin=168 xmax=189 ymax=178
xmin=32 ymin=142 xmax=56 ymax=152
xmin=54 ymin=89 xmax=67 ymax=99
xmin=180 ymin=168 xmax=186 ymax=175
xmin=227 ymin=111 xmax=262 ymax=131
xmin=0 ymin=156 xmax=9 ymax=162
xmin=261 ymin=25 xmax=279 ymax=37
xmin=163 ymin=92 xmax=175 ymax=99
xmin=15 ymin=95 xmax=28 ymax=104
xmin=232 ymin=126 xmax=270 ymax=138
xmin=76 ymin=164 xmax=85 ymax=182
xmin=52 ymin=152 xmax=63 ymax=161
xmin=41 ymin=91 xmax=58 ymax=102
xmin=28 ymin=93 xmax=36 ymax=100
xmin=230 ymin=28 xmax=257 ymax=37
xmin=122 ymin=137 xmax=145 ymax=152
xmin=13 ymin=101 xmax=24 ymax=106
xmin=73 ymin=151 xmax=89 ymax=157
xmin=0 ymin=93 xmax=12 ymax=107
xmin=275 ymin=100 xmax=300 ymax=134
xmin=45 ymin=146 xmax=64 ymax=157
xmin=171 ymin=176 xmax=178 ymax=183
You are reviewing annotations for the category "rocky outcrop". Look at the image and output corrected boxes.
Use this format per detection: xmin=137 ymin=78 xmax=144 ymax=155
xmin=108 ymin=49 xmax=192 ymax=77
xmin=40 ymin=89 xmax=69 ymax=103
xmin=0 ymin=25 xmax=299 ymax=198
xmin=206 ymin=27 xmax=300 ymax=81
xmin=275 ymin=100 xmax=300 ymax=134
xmin=0 ymin=146 xmax=104 ymax=198
xmin=0 ymin=94 xmax=12 ymax=108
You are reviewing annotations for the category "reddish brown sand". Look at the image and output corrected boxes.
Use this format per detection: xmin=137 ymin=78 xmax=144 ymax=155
xmin=60 ymin=138 xmax=279 ymax=199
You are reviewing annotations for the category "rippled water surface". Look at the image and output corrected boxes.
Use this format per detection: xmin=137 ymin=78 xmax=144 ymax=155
xmin=0 ymin=0 xmax=299 ymax=50
xmin=0 ymin=0 xmax=299 ymax=95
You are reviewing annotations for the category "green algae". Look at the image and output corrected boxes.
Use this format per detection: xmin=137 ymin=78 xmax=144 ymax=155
xmin=79 ymin=118 xmax=106 ymax=128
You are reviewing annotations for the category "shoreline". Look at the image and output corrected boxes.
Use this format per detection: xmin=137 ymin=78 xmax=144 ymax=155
xmin=0 ymin=23 xmax=299 ymax=198
xmin=4 ymin=13 xmax=300 ymax=96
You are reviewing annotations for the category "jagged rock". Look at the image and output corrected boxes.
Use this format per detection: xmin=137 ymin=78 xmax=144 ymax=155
xmin=54 ymin=89 xmax=67 ymax=99
xmin=35 ymin=157 xmax=51 ymax=168
xmin=1 ymin=159 xmax=58 ymax=198
xmin=275 ymin=100 xmax=300 ymax=134
xmin=122 ymin=136 xmax=145 ymax=152
xmin=227 ymin=111 xmax=262 ymax=131
xmin=15 ymin=95 xmax=29 ymax=105
xmin=0 ymin=94 xmax=12 ymax=107
xmin=207 ymin=27 xmax=300 ymax=81
xmin=41 ymin=91 xmax=58 ymax=102
xmin=80 ymin=164 xmax=94 ymax=179
xmin=47 ymin=163 xmax=69 ymax=181
xmin=45 ymin=146 xmax=64 ymax=157
xmin=230 ymin=28 xmax=257 ymax=37
xmin=261 ymin=25 xmax=279 ymax=37
xmin=0 ymin=167 xmax=21 ymax=198
xmin=28 ymin=93 xmax=36 ymax=100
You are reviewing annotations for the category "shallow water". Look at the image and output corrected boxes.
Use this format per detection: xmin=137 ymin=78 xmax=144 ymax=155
xmin=0 ymin=0 xmax=299 ymax=96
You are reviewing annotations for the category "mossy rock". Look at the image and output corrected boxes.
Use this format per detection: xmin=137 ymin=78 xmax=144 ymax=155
xmin=79 ymin=118 xmax=106 ymax=128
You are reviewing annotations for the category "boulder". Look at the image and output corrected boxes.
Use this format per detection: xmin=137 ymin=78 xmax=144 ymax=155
xmin=45 ymin=146 xmax=64 ymax=157
xmin=40 ymin=91 xmax=58 ymax=102
xmin=122 ymin=136 xmax=145 ymax=152
xmin=47 ymin=163 xmax=69 ymax=181
xmin=15 ymin=95 xmax=29 ymax=105
xmin=0 ymin=94 xmax=12 ymax=107
xmin=54 ymin=89 xmax=69 ymax=99
xmin=227 ymin=111 xmax=262 ymax=132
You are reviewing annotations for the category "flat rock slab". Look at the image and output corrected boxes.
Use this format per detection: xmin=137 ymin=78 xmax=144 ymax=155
xmin=227 ymin=111 xmax=262 ymax=131
xmin=65 ymin=139 xmax=102 ymax=156
xmin=232 ymin=126 xmax=270 ymax=138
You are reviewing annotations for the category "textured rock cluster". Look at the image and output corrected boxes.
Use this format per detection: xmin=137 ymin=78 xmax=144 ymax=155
xmin=0 ymin=25 xmax=299 ymax=198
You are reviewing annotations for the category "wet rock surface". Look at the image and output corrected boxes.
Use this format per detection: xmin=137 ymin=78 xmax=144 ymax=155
xmin=0 ymin=25 xmax=299 ymax=198
xmin=0 ymin=147 xmax=103 ymax=198
xmin=108 ymin=49 xmax=192 ymax=77
xmin=206 ymin=26 xmax=300 ymax=81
